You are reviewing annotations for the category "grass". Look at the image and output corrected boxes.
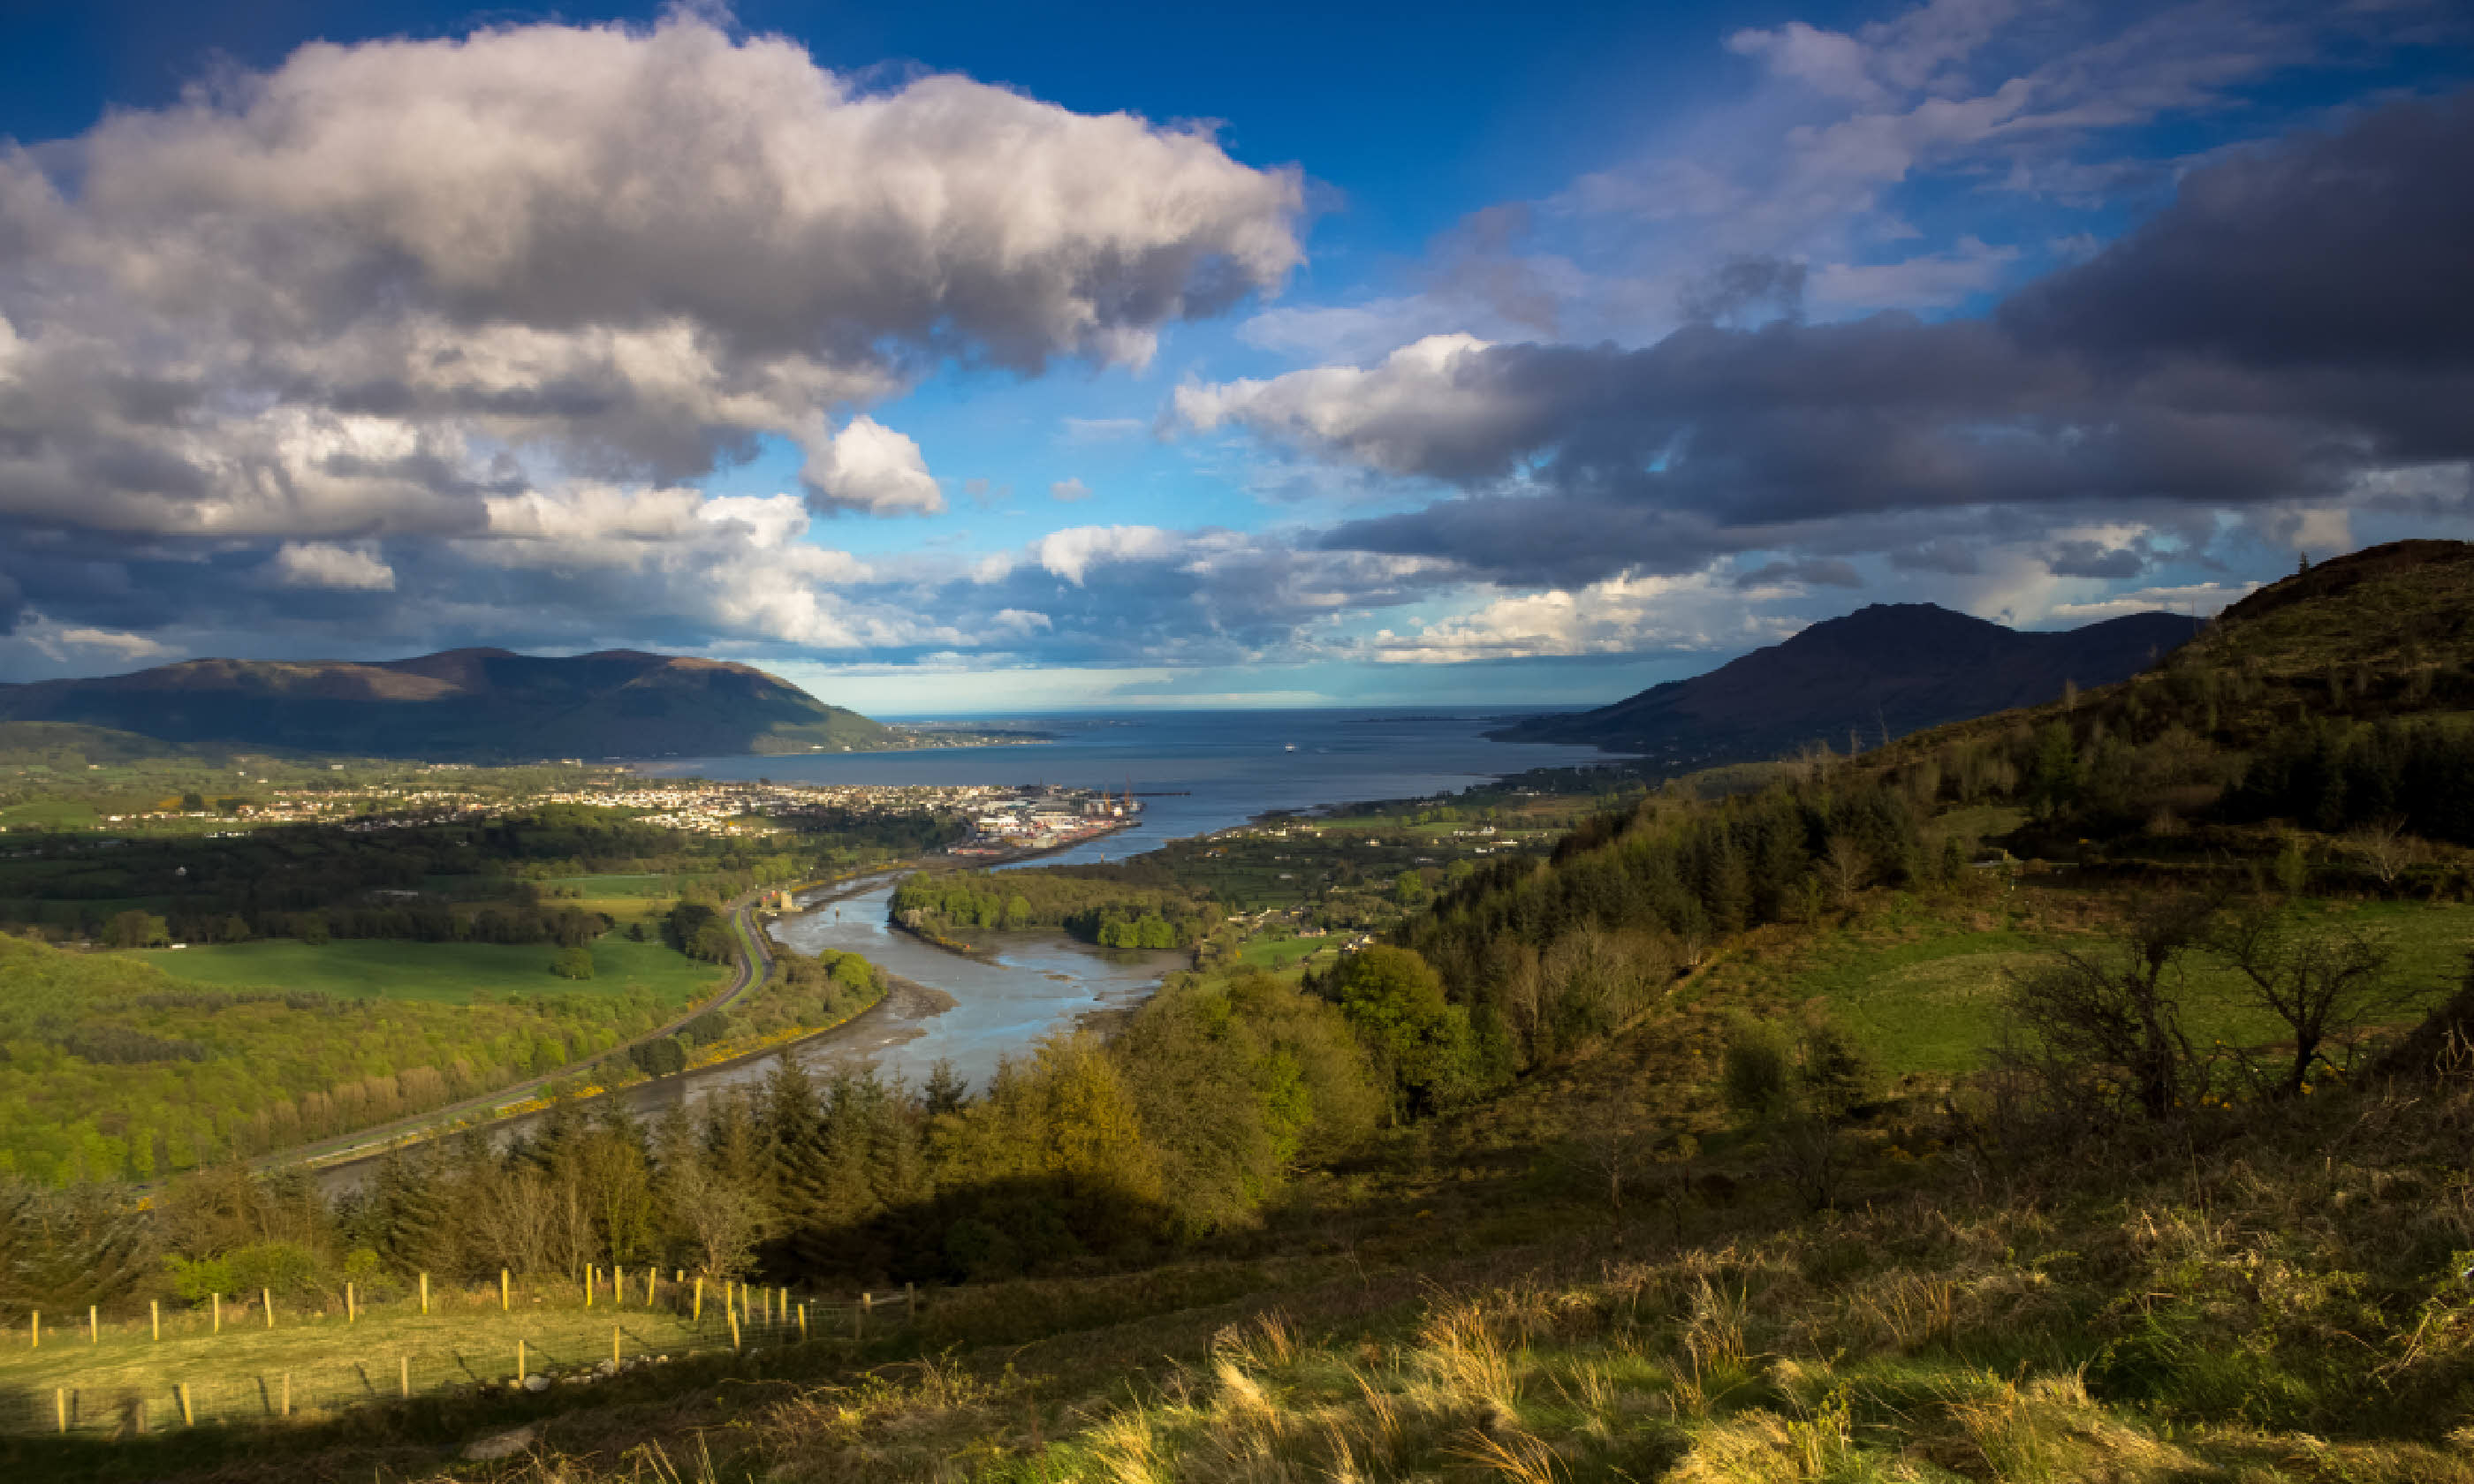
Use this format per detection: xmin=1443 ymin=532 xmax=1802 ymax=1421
xmin=0 ymin=1276 xmax=824 ymax=1434
xmin=544 ymin=874 xmax=676 ymax=897
xmin=133 ymin=936 xmax=725 ymax=1009
xmin=1235 ymin=935 xmax=1335 ymax=974
xmin=0 ymin=797 xmax=101 ymax=829
xmin=1793 ymin=893 xmax=2474 ymax=1077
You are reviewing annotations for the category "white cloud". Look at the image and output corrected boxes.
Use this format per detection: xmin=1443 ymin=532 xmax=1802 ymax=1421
xmin=269 ymin=542 xmax=397 ymax=590
xmin=1049 ymin=477 xmax=1092 ymax=503
xmin=0 ymin=9 xmax=1302 ymax=641
xmin=2042 ymin=581 xmax=2256 ymax=624
xmin=1032 ymin=525 xmax=1181 ymax=585
xmin=804 ymin=417 xmax=945 ymax=516
xmin=1174 ymin=334 xmax=1533 ymax=478
xmin=1364 ymin=570 xmax=1796 ymax=663
xmin=9 ymin=612 xmax=179 ymax=668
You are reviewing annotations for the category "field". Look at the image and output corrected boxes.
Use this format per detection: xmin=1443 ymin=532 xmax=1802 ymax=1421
xmin=1749 ymin=890 xmax=2474 ymax=1075
xmin=1234 ymin=934 xmax=1339 ymax=976
xmin=131 ymin=936 xmax=725 ymax=1010
xmin=0 ymin=1276 xmax=890 ymax=1435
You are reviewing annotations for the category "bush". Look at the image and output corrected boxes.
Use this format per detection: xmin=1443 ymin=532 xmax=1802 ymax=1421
xmin=550 ymin=944 xmax=595 ymax=980
xmin=1721 ymin=1017 xmax=1793 ymax=1121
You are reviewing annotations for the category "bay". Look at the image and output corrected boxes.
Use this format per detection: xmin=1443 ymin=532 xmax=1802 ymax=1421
xmin=640 ymin=707 xmax=1623 ymax=868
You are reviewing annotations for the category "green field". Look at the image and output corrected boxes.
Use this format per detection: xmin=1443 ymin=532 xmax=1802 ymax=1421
xmin=1799 ymin=897 xmax=2474 ymax=1075
xmin=0 ymin=1277 xmax=836 ymax=1434
xmin=1236 ymin=935 xmax=1338 ymax=975
xmin=546 ymin=873 xmax=678 ymax=897
xmin=134 ymin=936 xmax=725 ymax=1010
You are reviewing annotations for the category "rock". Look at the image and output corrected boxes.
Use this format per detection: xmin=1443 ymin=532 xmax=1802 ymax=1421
xmin=522 ymin=1374 xmax=551 ymax=1393
xmin=463 ymin=1423 xmax=540 ymax=1461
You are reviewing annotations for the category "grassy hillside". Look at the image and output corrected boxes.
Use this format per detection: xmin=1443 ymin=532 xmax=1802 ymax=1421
xmin=6 ymin=541 xmax=2474 ymax=1480
xmin=133 ymin=938 xmax=722 ymax=1009
xmin=0 ymin=936 xmax=691 ymax=1183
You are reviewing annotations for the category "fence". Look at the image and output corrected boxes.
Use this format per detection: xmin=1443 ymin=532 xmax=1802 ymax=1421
xmin=0 ymin=1271 xmax=925 ymax=1436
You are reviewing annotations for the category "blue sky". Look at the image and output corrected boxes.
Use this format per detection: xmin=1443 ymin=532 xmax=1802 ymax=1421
xmin=0 ymin=0 xmax=2468 ymax=712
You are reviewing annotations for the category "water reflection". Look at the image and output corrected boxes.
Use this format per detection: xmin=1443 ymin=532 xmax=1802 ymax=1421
xmin=315 ymin=875 xmax=1179 ymax=1192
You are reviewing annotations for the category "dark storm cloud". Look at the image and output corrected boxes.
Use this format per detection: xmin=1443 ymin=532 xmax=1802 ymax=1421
xmin=1734 ymin=557 xmax=1862 ymax=589
xmin=1188 ymin=90 xmax=2474 ymax=585
xmin=1680 ymin=256 xmax=1808 ymax=327
xmin=2000 ymin=92 xmax=2474 ymax=372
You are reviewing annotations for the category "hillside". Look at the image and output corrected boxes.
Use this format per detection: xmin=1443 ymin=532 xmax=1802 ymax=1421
xmin=14 ymin=541 xmax=2474 ymax=1481
xmin=0 ymin=648 xmax=895 ymax=762
xmin=1494 ymin=602 xmax=2203 ymax=764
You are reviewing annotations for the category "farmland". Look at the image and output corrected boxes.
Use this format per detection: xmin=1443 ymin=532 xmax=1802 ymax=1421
xmin=133 ymin=937 xmax=724 ymax=1009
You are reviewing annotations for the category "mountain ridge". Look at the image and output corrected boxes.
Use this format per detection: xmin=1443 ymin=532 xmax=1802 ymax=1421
xmin=0 ymin=648 xmax=896 ymax=761
xmin=1494 ymin=602 xmax=2205 ymax=764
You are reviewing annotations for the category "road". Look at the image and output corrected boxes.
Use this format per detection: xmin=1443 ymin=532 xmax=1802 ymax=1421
xmin=264 ymin=888 xmax=779 ymax=1170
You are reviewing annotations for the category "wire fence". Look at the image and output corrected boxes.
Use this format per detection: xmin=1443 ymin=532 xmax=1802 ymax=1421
xmin=0 ymin=1274 xmax=925 ymax=1437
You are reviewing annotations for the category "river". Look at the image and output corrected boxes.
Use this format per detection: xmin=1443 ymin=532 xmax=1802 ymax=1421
xmin=317 ymin=709 xmax=1619 ymax=1185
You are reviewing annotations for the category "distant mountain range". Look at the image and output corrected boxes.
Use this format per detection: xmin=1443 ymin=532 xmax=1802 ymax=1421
xmin=0 ymin=648 xmax=895 ymax=762
xmin=1493 ymin=603 xmax=2205 ymax=763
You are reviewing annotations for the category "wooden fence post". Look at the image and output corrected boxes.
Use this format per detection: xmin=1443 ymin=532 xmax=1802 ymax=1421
xmin=612 ymin=1324 xmax=621 ymax=1367
xmin=693 ymin=1276 xmax=702 ymax=1321
xmin=585 ymin=1264 xmax=594 ymax=1307
xmin=53 ymin=1388 xmax=65 ymax=1434
xmin=29 ymin=1310 xmax=37 ymax=1348
xmin=501 ymin=1269 xmax=511 ymax=1312
xmin=797 ymin=1302 xmax=808 ymax=1341
xmin=88 ymin=1305 xmax=97 ymax=1344
xmin=420 ymin=1271 xmax=429 ymax=1314
xmin=281 ymin=1373 xmax=291 ymax=1418
xmin=178 ymin=1382 xmax=194 ymax=1427
xmin=212 ymin=1292 xmax=221 ymax=1334
xmin=263 ymin=1287 xmax=274 ymax=1329
xmin=399 ymin=1355 xmax=410 ymax=1398
xmin=517 ymin=1338 xmax=527 ymax=1382
xmin=150 ymin=1300 xmax=158 ymax=1342
xmin=728 ymin=1308 xmax=740 ymax=1352
xmin=346 ymin=1282 xmax=357 ymax=1323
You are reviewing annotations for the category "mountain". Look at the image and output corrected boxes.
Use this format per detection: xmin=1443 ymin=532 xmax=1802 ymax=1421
xmin=1494 ymin=602 xmax=2205 ymax=763
xmin=0 ymin=648 xmax=897 ymax=761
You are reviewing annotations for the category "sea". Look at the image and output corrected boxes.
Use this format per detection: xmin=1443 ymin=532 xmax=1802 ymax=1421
xmin=637 ymin=707 xmax=1627 ymax=867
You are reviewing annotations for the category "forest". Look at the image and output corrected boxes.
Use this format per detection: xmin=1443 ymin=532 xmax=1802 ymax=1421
xmin=0 ymin=804 xmax=959 ymax=946
xmin=890 ymin=868 xmax=1224 ymax=949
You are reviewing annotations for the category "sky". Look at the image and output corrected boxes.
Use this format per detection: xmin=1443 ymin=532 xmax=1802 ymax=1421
xmin=0 ymin=0 xmax=2468 ymax=714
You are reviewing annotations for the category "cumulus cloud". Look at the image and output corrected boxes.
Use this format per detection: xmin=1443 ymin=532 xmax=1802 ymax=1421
xmin=805 ymin=417 xmax=944 ymax=516
xmin=1366 ymin=571 xmax=1802 ymax=664
xmin=270 ymin=542 xmax=397 ymax=591
xmin=0 ymin=10 xmax=1302 ymax=670
xmin=1049 ymin=477 xmax=1093 ymax=503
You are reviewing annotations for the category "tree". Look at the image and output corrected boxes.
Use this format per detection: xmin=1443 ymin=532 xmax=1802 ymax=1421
xmin=550 ymin=945 xmax=595 ymax=980
xmin=102 ymin=911 xmax=170 ymax=950
xmin=2218 ymin=903 xmax=2399 ymax=1097
xmin=922 ymin=1058 xmax=971 ymax=1116
xmin=2343 ymin=817 xmax=2421 ymax=889
xmin=2004 ymin=895 xmax=2215 ymax=1119
xmin=1332 ymin=946 xmax=1473 ymax=1119
xmin=1818 ymin=836 xmax=1871 ymax=908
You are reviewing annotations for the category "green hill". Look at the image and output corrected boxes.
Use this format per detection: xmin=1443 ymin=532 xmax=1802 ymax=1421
xmin=0 ymin=648 xmax=896 ymax=762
